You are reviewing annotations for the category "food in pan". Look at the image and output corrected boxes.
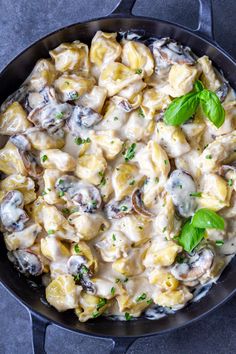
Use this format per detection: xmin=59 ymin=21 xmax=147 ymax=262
xmin=0 ymin=31 xmax=235 ymax=322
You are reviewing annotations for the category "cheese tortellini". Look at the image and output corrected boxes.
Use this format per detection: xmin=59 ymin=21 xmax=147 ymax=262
xmin=1 ymin=30 xmax=235 ymax=324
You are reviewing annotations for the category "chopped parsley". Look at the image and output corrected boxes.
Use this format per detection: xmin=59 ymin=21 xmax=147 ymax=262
xmin=138 ymin=108 xmax=145 ymax=118
xmin=135 ymin=68 xmax=142 ymax=74
xmin=111 ymin=287 xmax=115 ymax=296
xmin=73 ymin=274 xmax=81 ymax=282
xmin=97 ymin=298 xmax=107 ymax=310
xmin=215 ymin=240 xmax=224 ymax=246
xmin=129 ymin=179 xmax=135 ymax=185
xmin=176 ymin=254 xmax=185 ymax=264
xmin=55 ymin=112 xmax=64 ymax=119
xmin=190 ymin=192 xmax=202 ymax=197
xmin=205 ymin=154 xmax=212 ymax=159
xmin=136 ymin=293 xmax=147 ymax=302
xmin=162 ymin=226 xmax=167 ymax=233
xmin=164 ymin=159 xmax=168 ymax=165
xmin=114 ymin=116 xmax=119 ymax=121
xmin=125 ymin=312 xmax=133 ymax=321
xmin=228 ymin=179 xmax=233 ymax=187
xmin=123 ymin=277 xmax=128 ymax=283
xmin=124 ymin=143 xmax=136 ymax=161
xmin=115 ymin=278 xmax=121 ymax=283
xmin=146 ymin=299 xmax=153 ymax=305
xmin=81 ymin=265 xmax=89 ymax=274
xmin=62 ymin=208 xmax=70 ymax=215
xmin=41 ymin=190 xmax=47 ymax=196
xmin=70 ymin=92 xmax=79 ymax=100
xmin=92 ymin=200 xmax=97 ymax=208
xmin=92 ymin=311 xmax=100 ymax=318
xmin=112 ymin=234 xmax=116 ymax=241
xmin=47 ymin=229 xmax=55 ymax=235
xmin=120 ymin=205 xmax=128 ymax=212
xmin=74 ymin=244 xmax=81 ymax=253
xmin=155 ymin=177 xmax=159 ymax=183
xmin=99 ymin=171 xmax=106 ymax=187
xmin=59 ymin=191 xmax=65 ymax=197
xmin=74 ymin=137 xmax=91 ymax=145
xmin=138 ymin=226 xmax=143 ymax=230
xmin=41 ymin=155 xmax=48 ymax=162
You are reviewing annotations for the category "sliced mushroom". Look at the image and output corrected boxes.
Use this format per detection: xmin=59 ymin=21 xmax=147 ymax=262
xmin=67 ymin=255 xmax=96 ymax=294
xmin=0 ymin=85 xmax=29 ymax=112
xmin=0 ymin=191 xmax=29 ymax=232
xmin=171 ymin=248 xmax=214 ymax=282
xmin=111 ymin=96 xmax=137 ymax=112
xmin=10 ymin=134 xmax=31 ymax=151
xmin=150 ymin=38 xmax=196 ymax=65
xmin=165 ymin=169 xmax=197 ymax=218
xmin=215 ymin=82 xmax=229 ymax=103
xmin=104 ymin=197 xmax=133 ymax=219
xmin=28 ymin=98 xmax=72 ymax=135
xmin=132 ymin=189 xmax=154 ymax=218
xmin=218 ymin=163 xmax=236 ymax=177
xmin=10 ymin=134 xmax=43 ymax=177
xmin=8 ymin=249 xmax=42 ymax=276
xmin=67 ymin=105 xmax=102 ymax=134
xmin=55 ymin=175 xmax=101 ymax=213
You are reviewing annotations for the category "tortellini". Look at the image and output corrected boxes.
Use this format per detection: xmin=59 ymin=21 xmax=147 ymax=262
xmin=90 ymin=131 xmax=123 ymax=160
xmin=121 ymin=40 xmax=154 ymax=77
xmin=27 ymin=59 xmax=57 ymax=91
xmin=50 ymin=41 xmax=89 ymax=73
xmin=0 ymin=174 xmax=36 ymax=204
xmin=54 ymin=74 xmax=95 ymax=101
xmin=155 ymin=122 xmax=191 ymax=158
xmin=78 ymin=86 xmax=107 ymax=113
xmin=0 ymin=141 xmax=26 ymax=175
xmin=76 ymin=151 xmax=107 ymax=185
xmin=95 ymin=230 xmax=130 ymax=262
xmin=166 ymin=63 xmax=199 ymax=97
xmin=69 ymin=213 xmax=109 ymax=241
xmin=4 ymin=223 xmax=42 ymax=251
xmin=99 ymin=62 xmax=141 ymax=97
xmin=40 ymin=149 xmax=76 ymax=172
xmin=198 ymin=55 xmax=220 ymax=91
xmin=26 ymin=129 xmax=65 ymax=150
xmin=144 ymin=240 xmax=182 ymax=267
xmin=0 ymin=102 xmax=31 ymax=135
xmin=90 ymin=31 xmax=121 ymax=68
xmin=42 ymin=169 xmax=63 ymax=205
xmin=112 ymin=163 xmax=142 ymax=200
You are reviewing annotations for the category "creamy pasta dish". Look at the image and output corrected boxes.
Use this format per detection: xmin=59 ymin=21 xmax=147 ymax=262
xmin=0 ymin=31 xmax=236 ymax=322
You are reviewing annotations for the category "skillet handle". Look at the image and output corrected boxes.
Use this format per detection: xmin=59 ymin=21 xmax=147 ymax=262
xmin=110 ymin=338 xmax=137 ymax=354
xmin=110 ymin=0 xmax=136 ymax=16
xmin=196 ymin=0 xmax=214 ymax=41
xmin=29 ymin=311 xmax=49 ymax=354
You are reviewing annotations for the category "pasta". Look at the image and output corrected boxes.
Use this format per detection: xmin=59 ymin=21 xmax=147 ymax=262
xmin=0 ymin=30 xmax=236 ymax=323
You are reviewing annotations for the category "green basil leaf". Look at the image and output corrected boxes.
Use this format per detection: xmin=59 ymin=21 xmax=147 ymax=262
xmin=178 ymin=220 xmax=205 ymax=253
xmin=199 ymin=89 xmax=225 ymax=128
xmin=164 ymin=92 xmax=199 ymax=126
xmin=194 ymin=80 xmax=204 ymax=92
xmin=191 ymin=208 xmax=225 ymax=230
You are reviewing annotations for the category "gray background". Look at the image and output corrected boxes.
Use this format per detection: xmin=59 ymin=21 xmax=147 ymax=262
xmin=0 ymin=0 xmax=236 ymax=353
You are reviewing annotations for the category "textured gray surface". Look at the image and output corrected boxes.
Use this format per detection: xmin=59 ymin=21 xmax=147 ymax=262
xmin=0 ymin=0 xmax=236 ymax=353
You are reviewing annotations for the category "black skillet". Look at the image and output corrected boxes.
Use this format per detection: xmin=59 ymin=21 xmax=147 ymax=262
xmin=0 ymin=0 xmax=236 ymax=353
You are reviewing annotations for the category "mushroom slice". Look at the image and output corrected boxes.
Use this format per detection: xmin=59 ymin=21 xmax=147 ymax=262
xmin=67 ymin=255 xmax=96 ymax=294
xmin=104 ymin=197 xmax=133 ymax=219
xmin=218 ymin=163 xmax=236 ymax=177
xmin=111 ymin=96 xmax=138 ymax=112
xmin=67 ymin=105 xmax=102 ymax=134
xmin=28 ymin=100 xmax=72 ymax=135
xmin=8 ymin=249 xmax=42 ymax=276
xmin=9 ymin=134 xmax=31 ymax=151
xmin=165 ymin=169 xmax=197 ymax=218
xmin=0 ymin=85 xmax=29 ymax=112
xmin=131 ymin=189 xmax=154 ymax=218
xmin=215 ymin=82 xmax=229 ymax=103
xmin=150 ymin=38 xmax=195 ymax=65
xmin=0 ymin=191 xmax=29 ymax=232
xmin=171 ymin=248 xmax=214 ymax=282
xmin=55 ymin=175 xmax=102 ymax=213
xmin=10 ymin=134 xmax=43 ymax=178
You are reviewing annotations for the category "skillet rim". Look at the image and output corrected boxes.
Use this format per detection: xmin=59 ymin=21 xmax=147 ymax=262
xmin=0 ymin=13 xmax=236 ymax=338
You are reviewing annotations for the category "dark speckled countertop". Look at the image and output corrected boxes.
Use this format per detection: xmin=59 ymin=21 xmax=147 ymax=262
xmin=0 ymin=1 xmax=236 ymax=353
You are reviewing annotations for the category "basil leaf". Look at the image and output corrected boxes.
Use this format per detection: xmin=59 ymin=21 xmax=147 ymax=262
xmin=199 ymin=90 xmax=225 ymax=128
xmin=164 ymin=92 xmax=199 ymax=126
xmin=178 ymin=220 xmax=205 ymax=253
xmin=194 ymin=80 xmax=204 ymax=92
xmin=191 ymin=208 xmax=225 ymax=230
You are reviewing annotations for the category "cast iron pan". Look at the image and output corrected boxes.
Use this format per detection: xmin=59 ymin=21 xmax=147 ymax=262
xmin=0 ymin=0 xmax=236 ymax=353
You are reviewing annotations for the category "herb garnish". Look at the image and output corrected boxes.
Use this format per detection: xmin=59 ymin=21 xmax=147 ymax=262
xmin=136 ymin=293 xmax=147 ymax=302
xmin=215 ymin=240 xmax=224 ymax=246
xmin=55 ymin=112 xmax=64 ymax=119
xmin=125 ymin=312 xmax=133 ymax=321
xmin=97 ymin=298 xmax=107 ymax=310
xmin=164 ymin=80 xmax=225 ymax=128
xmin=47 ymin=229 xmax=55 ymax=235
xmin=189 ymin=192 xmax=202 ymax=197
xmin=41 ymin=155 xmax=48 ymax=162
xmin=135 ymin=68 xmax=142 ymax=74
xmin=124 ymin=143 xmax=136 ymax=161
xmin=74 ymin=244 xmax=81 ymax=253
xmin=111 ymin=287 xmax=115 ymax=296
xmin=74 ymin=137 xmax=91 ymax=145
